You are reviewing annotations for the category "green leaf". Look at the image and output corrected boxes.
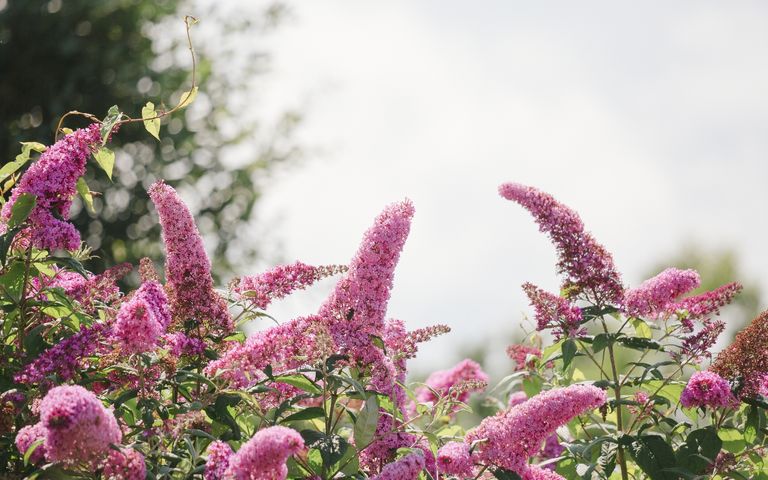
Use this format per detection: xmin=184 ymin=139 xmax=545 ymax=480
xmin=76 ymin=177 xmax=95 ymax=214
xmin=592 ymin=333 xmax=611 ymax=353
xmin=281 ymin=407 xmax=326 ymax=423
xmin=93 ymin=147 xmax=115 ymax=180
xmin=493 ymin=468 xmax=523 ymax=480
xmin=522 ymin=375 xmax=543 ymax=397
xmin=23 ymin=438 xmax=44 ymax=466
xmin=178 ymin=86 xmax=198 ymax=109
xmin=541 ymin=338 xmax=565 ymax=363
xmin=48 ymin=255 xmax=89 ymax=278
xmin=100 ymin=105 xmax=123 ymax=144
xmin=8 ymin=193 xmax=37 ymax=227
xmin=745 ymin=406 xmax=759 ymax=443
xmin=631 ymin=318 xmax=653 ymax=339
xmin=561 ymin=338 xmax=577 ymax=370
xmin=0 ymin=226 xmax=22 ymax=266
xmin=617 ymin=336 xmax=661 ymax=351
xmin=186 ymin=428 xmax=217 ymax=441
xmin=353 ymin=394 xmax=379 ymax=449
xmin=675 ymin=427 xmax=722 ymax=474
xmin=141 ymin=101 xmax=161 ymax=140
xmin=0 ymin=142 xmax=46 ymax=184
xmin=274 ymin=374 xmax=322 ymax=395
xmin=629 ymin=434 xmax=678 ymax=480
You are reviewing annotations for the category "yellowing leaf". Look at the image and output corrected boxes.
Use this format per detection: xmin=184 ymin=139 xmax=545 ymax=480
xmin=93 ymin=147 xmax=115 ymax=180
xmin=178 ymin=86 xmax=198 ymax=109
xmin=141 ymin=101 xmax=161 ymax=141
xmin=631 ymin=318 xmax=652 ymax=339
xmin=76 ymin=177 xmax=95 ymax=214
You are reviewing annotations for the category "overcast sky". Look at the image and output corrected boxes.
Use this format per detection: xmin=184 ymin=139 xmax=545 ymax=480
xmin=214 ymin=1 xmax=768 ymax=374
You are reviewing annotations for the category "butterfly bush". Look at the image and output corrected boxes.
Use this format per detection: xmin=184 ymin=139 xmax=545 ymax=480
xmin=2 ymin=92 xmax=768 ymax=480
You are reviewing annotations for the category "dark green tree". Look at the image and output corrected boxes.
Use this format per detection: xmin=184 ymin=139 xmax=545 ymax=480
xmin=0 ymin=0 xmax=300 ymax=281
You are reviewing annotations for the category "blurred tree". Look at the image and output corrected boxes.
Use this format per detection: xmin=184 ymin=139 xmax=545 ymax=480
xmin=0 ymin=0 xmax=301 ymax=282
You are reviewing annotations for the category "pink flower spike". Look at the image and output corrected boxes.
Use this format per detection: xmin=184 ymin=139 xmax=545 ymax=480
xmin=205 ymin=441 xmax=233 ymax=480
xmin=623 ymin=268 xmax=701 ymax=318
xmin=416 ymin=358 xmax=489 ymax=408
xmin=370 ymin=453 xmax=425 ymax=480
xmin=522 ymin=283 xmax=584 ymax=339
xmin=668 ymin=282 xmax=743 ymax=323
xmin=437 ymin=442 xmax=474 ymax=478
xmin=148 ymin=180 xmax=232 ymax=334
xmin=224 ymin=426 xmax=304 ymax=480
xmin=235 ymin=262 xmax=347 ymax=310
xmin=15 ymin=423 xmax=47 ymax=465
xmin=499 ymin=183 xmax=623 ymax=303
xmin=520 ymin=464 xmax=567 ymax=480
xmin=39 ymin=385 xmax=121 ymax=467
xmin=467 ymin=384 xmax=606 ymax=473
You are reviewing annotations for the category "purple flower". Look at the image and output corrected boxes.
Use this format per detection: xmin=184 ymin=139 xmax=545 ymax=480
xmin=103 ymin=448 xmax=146 ymax=480
xmin=235 ymin=262 xmax=346 ymax=310
xmin=148 ymin=181 xmax=232 ymax=334
xmin=1 ymin=124 xmax=101 ymax=251
xmin=499 ymin=183 xmax=623 ymax=304
xmin=623 ymin=268 xmax=701 ymax=318
xmin=680 ymin=371 xmax=738 ymax=409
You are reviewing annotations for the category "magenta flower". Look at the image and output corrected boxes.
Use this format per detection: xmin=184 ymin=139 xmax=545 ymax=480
xmin=507 ymin=344 xmax=544 ymax=371
xmin=416 ymin=358 xmax=489 ymax=406
xmin=623 ymin=268 xmax=701 ymax=318
xmin=437 ymin=442 xmax=474 ymax=477
xmin=499 ymin=183 xmax=623 ymax=303
xmin=679 ymin=320 xmax=725 ymax=362
xmin=113 ymin=296 xmax=163 ymax=354
xmin=205 ymin=441 xmax=233 ymax=480
xmin=224 ymin=426 xmax=304 ymax=480
xmin=15 ymin=423 xmax=47 ymax=465
xmin=164 ymin=331 xmax=206 ymax=357
xmin=103 ymin=448 xmax=146 ymax=480
xmin=508 ymin=391 xmax=528 ymax=408
xmin=148 ymin=181 xmax=232 ymax=334
xmin=522 ymin=283 xmax=584 ymax=338
xmin=318 ymin=200 xmax=414 ymax=367
xmin=1 ymin=124 xmax=101 ymax=251
xmin=39 ymin=385 xmax=121 ymax=466
xmin=467 ymin=385 xmax=606 ymax=473
xmin=235 ymin=262 xmax=346 ymax=310
xmin=519 ymin=464 xmax=567 ymax=480
xmin=667 ymin=282 xmax=743 ymax=327
xmin=15 ymin=322 xmax=109 ymax=385
xmin=680 ymin=371 xmax=738 ymax=409
xmin=370 ymin=453 xmax=425 ymax=480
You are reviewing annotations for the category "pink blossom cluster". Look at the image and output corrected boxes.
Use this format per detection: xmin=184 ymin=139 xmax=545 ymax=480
xmin=623 ymin=268 xmax=701 ymax=318
xmin=29 ymin=385 xmax=121 ymax=467
xmin=222 ymin=426 xmax=304 ymax=480
xmin=113 ymin=280 xmax=170 ymax=354
xmin=669 ymin=282 xmax=743 ymax=327
xmin=467 ymin=385 xmax=606 ymax=473
xmin=1 ymin=124 xmax=101 ymax=251
xmin=148 ymin=181 xmax=232 ymax=334
xmin=680 ymin=371 xmax=738 ymax=409
xmin=502 ymin=391 xmax=564 ymax=467
xmin=499 ymin=183 xmax=624 ymax=304
xmin=519 ymin=465 xmax=567 ymax=480
xmin=318 ymin=200 xmax=414 ymax=367
xmin=416 ymin=359 xmax=489 ymax=407
xmin=437 ymin=441 xmax=474 ymax=477
xmin=522 ymin=283 xmax=584 ymax=338
xmin=235 ymin=261 xmax=346 ymax=310
xmin=507 ymin=344 xmax=544 ymax=371
xmin=205 ymin=441 xmax=234 ymax=480
xmin=679 ymin=320 xmax=725 ymax=362
xmin=360 ymin=416 xmax=436 ymax=477
xmin=14 ymin=423 xmax=47 ymax=464
xmin=371 ymin=453 xmax=425 ymax=480
xmin=164 ymin=331 xmax=206 ymax=357
xmin=103 ymin=448 xmax=147 ymax=480
xmin=15 ymin=322 xmax=109 ymax=384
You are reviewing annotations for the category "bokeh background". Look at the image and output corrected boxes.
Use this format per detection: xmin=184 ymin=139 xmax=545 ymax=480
xmin=2 ymin=0 xmax=767 ymax=377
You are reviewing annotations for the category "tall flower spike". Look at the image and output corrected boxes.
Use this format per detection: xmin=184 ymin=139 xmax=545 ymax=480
xmin=318 ymin=199 xmax=415 ymax=366
xmin=623 ymin=268 xmax=701 ymax=318
xmin=39 ymin=385 xmax=121 ymax=467
xmin=224 ymin=426 xmax=304 ymax=480
xmin=467 ymin=384 xmax=606 ymax=474
xmin=148 ymin=181 xmax=232 ymax=334
xmin=1 ymin=124 xmax=101 ymax=251
xmin=667 ymin=282 xmax=742 ymax=325
xmin=499 ymin=183 xmax=623 ymax=303
xmin=234 ymin=261 xmax=347 ymax=310
xmin=711 ymin=310 xmax=768 ymax=398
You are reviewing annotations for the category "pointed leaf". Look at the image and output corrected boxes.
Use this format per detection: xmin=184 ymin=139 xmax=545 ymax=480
xmin=100 ymin=105 xmax=122 ymax=144
xmin=142 ymin=101 xmax=161 ymax=140
xmin=76 ymin=177 xmax=95 ymax=214
xmin=178 ymin=86 xmax=198 ymax=109
xmin=8 ymin=193 xmax=37 ymax=227
xmin=354 ymin=394 xmax=379 ymax=449
xmin=93 ymin=147 xmax=115 ymax=180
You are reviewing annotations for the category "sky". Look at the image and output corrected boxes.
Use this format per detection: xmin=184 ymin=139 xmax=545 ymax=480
xmin=212 ymin=1 xmax=768 ymax=375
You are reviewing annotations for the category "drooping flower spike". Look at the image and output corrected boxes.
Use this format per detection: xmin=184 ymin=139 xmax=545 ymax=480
xmin=499 ymin=183 xmax=623 ymax=304
xmin=522 ymin=283 xmax=584 ymax=338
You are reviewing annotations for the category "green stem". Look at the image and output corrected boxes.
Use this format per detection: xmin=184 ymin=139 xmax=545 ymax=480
xmin=603 ymin=317 xmax=629 ymax=480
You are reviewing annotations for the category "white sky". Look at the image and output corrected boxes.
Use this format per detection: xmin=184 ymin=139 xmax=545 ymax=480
xmin=215 ymin=1 xmax=768 ymax=374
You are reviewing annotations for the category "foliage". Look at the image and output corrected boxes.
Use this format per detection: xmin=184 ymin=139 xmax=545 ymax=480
xmin=0 ymin=0 xmax=300 ymax=281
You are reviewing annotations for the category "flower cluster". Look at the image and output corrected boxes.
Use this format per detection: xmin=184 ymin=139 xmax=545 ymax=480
xmin=467 ymin=385 xmax=606 ymax=473
xmin=680 ymin=371 xmax=738 ymax=409
xmin=522 ymin=283 xmax=584 ymax=338
xmin=149 ymin=181 xmax=232 ymax=334
xmin=623 ymin=268 xmax=701 ymax=318
xmin=437 ymin=442 xmax=474 ymax=477
xmin=234 ymin=261 xmax=347 ymax=310
xmin=711 ymin=310 xmax=768 ymax=398
xmin=0 ymin=124 xmax=101 ymax=251
xmin=371 ymin=453 xmax=425 ymax=480
xmin=103 ymin=448 xmax=147 ymax=480
xmin=217 ymin=426 xmax=304 ymax=480
xmin=416 ymin=358 xmax=489 ymax=408
xmin=499 ymin=183 xmax=624 ymax=303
